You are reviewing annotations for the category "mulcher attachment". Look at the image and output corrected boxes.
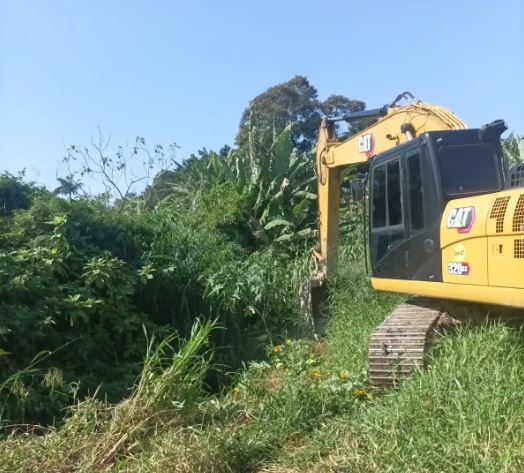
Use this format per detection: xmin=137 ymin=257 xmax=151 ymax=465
xmin=368 ymin=297 xmax=444 ymax=388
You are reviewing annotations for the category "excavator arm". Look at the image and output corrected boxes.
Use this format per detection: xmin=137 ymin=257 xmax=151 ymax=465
xmin=303 ymin=93 xmax=466 ymax=335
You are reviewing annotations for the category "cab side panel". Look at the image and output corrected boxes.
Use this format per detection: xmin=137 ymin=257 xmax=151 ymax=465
xmin=440 ymin=195 xmax=492 ymax=285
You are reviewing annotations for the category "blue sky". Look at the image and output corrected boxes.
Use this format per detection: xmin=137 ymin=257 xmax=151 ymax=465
xmin=1 ymin=0 xmax=523 ymax=189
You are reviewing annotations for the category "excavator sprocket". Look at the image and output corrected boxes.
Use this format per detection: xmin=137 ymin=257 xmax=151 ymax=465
xmin=368 ymin=297 xmax=444 ymax=388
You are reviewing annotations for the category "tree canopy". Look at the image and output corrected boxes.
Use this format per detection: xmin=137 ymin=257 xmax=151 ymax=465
xmin=235 ymin=76 xmax=365 ymax=151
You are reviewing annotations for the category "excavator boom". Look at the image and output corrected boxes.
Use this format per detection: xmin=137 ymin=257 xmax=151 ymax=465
xmin=315 ymin=95 xmax=466 ymax=278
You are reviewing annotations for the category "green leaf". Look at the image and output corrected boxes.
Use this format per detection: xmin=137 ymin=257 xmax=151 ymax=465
xmin=46 ymin=215 xmax=67 ymax=226
xmin=231 ymin=150 xmax=247 ymax=191
xmin=292 ymin=190 xmax=317 ymax=200
xmin=297 ymin=228 xmax=314 ymax=237
xmin=259 ymin=196 xmax=281 ymax=225
xmin=264 ymin=219 xmax=293 ymax=230
xmin=292 ymin=198 xmax=310 ymax=225
xmin=293 ymin=175 xmax=317 ymax=190
xmin=270 ymin=126 xmax=293 ymax=179
xmin=288 ymin=159 xmax=308 ymax=178
xmin=267 ymin=176 xmax=281 ymax=194
xmin=288 ymin=148 xmax=303 ymax=169
xmin=208 ymin=154 xmax=221 ymax=177
xmin=275 ymin=233 xmax=294 ymax=242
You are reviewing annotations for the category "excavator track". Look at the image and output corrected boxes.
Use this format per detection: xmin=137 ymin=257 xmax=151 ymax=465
xmin=368 ymin=297 xmax=444 ymax=388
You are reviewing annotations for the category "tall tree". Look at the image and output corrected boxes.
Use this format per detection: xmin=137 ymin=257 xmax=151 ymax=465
xmin=236 ymin=76 xmax=365 ymax=151
xmin=321 ymin=94 xmax=365 ymax=118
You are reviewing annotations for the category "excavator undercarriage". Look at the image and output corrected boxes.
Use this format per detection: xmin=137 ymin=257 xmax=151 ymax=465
xmin=368 ymin=298 xmax=524 ymax=387
xmin=300 ymin=282 xmax=450 ymax=387
xmin=368 ymin=298 xmax=452 ymax=387
xmin=300 ymin=283 xmax=524 ymax=388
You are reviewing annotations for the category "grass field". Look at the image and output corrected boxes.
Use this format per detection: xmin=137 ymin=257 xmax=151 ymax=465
xmin=1 ymin=253 xmax=523 ymax=472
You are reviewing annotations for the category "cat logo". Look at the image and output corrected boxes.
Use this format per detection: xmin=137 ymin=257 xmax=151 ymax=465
xmin=358 ymin=134 xmax=375 ymax=158
xmin=447 ymin=206 xmax=475 ymax=234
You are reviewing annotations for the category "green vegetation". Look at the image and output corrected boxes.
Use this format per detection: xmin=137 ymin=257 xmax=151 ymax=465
xmin=503 ymin=132 xmax=523 ymax=167
xmin=2 ymin=254 xmax=522 ymax=472
xmin=0 ymin=80 xmax=523 ymax=471
xmin=235 ymin=75 xmax=365 ymax=151
xmin=0 ymin=119 xmax=329 ymax=428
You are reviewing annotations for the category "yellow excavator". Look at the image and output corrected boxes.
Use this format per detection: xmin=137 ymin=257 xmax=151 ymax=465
xmin=302 ymin=92 xmax=524 ymax=387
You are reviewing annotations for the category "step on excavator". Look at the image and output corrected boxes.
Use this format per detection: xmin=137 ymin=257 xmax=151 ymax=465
xmin=301 ymin=92 xmax=524 ymax=387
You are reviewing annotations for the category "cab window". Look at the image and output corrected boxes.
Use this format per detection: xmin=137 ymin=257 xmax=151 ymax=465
xmin=438 ymin=143 xmax=500 ymax=196
xmin=372 ymin=158 xmax=403 ymax=228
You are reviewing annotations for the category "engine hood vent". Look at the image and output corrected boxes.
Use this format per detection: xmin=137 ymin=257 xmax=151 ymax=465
xmin=509 ymin=163 xmax=524 ymax=188
xmin=513 ymin=194 xmax=524 ymax=233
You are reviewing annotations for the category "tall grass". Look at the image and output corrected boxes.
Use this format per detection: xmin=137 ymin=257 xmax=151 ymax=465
xmin=0 ymin=320 xmax=215 ymax=472
xmin=275 ymin=323 xmax=524 ymax=473
xmin=1 ymin=252 xmax=523 ymax=472
xmin=264 ymin=259 xmax=524 ymax=472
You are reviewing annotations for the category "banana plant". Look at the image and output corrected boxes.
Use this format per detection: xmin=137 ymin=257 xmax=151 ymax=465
xmin=150 ymin=123 xmax=319 ymax=246
xmin=226 ymin=125 xmax=318 ymax=245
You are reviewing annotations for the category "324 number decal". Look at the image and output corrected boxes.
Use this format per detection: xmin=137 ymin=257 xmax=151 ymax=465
xmin=447 ymin=262 xmax=470 ymax=276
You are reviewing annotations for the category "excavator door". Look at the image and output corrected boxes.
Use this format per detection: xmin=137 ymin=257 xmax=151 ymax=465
xmin=369 ymin=137 xmax=443 ymax=282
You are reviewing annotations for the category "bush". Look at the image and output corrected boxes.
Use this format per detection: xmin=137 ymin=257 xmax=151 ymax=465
xmin=0 ymin=191 xmax=164 ymax=425
xmin=0 ymin=174 xmax=312 ymax=426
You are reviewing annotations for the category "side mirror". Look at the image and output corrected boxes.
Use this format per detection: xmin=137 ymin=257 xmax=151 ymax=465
xmin=350 ymin=179 xmax=365 ymax=201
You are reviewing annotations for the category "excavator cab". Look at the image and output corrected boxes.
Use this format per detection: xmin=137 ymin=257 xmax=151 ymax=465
xmin=368 ymin=126 xmax=506 ymax=283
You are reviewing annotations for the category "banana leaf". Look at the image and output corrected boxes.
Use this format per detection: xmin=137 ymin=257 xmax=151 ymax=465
xmin=264 ymin=219 xmax=293 ymax=230
xmin=270 ymin=126 xmax=293 ymax=179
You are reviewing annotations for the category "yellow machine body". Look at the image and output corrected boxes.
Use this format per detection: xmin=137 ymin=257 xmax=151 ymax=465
xmin=371 ymin=188 xmax=524 ymax=308
xmin=310 ymin=93 xmax=524 ymax=313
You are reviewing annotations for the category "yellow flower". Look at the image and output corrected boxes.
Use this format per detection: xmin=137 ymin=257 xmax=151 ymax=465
xmin=338 ymin=370 xmax=349 ymax=381
xmin=352 ymin=387 xmax=366 ymax=398
xmin=286 ymin=339 xmax=293 ymax=347
xmin=272 ymin=345 xmax=282 ymax=354
xmin=310 ymin=370 xmax=322 ymax=380
xmin=232 ymin=386 xmax=241 ymax=395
